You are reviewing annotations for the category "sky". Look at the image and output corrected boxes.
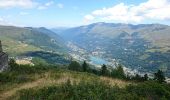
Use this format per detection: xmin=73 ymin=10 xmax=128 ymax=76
xmin=0 ymin=0 xmax=170 ymax=28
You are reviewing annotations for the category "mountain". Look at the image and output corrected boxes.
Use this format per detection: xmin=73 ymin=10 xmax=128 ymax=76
xmin=61 ymin=22 xmax=170 ymax=47
xmin=51 ymin=27 xmax=68 ymax=35
xmin=0 ymin=25 xmax=69 ymax=64
xmin=59 ymin=22 xmax=170 ymax=76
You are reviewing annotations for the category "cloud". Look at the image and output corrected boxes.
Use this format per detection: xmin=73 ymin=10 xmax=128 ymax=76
xmin=38 ymin=1 xmax=54 ymax=10
xmin=84 ymin=0 xmax=170 ymax=23
xmin=57 ymin=3 xmax=63 ymax=8
xmin=0 ymin=16 xmax=25 ymax=26
xmin=0 ymin=17 xmax=14 ymax=26
xmin=0 ymin=17 xmax=4 ymax=22
xmin=84 ymin=15 xmax=95 ymax=22
xmin=19 ymin=12 xmax=29 ymax=15
xmin=45 ymin=1 xmax=54 ymax=6
xmin=0 ymin=0 xmax=36 ymax=8
xmin=37 ymin=2 xmax=64 ymax=10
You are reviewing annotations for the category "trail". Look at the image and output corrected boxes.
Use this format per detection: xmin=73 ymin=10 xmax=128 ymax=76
xmin=0 ymin=72 xmax=129 ymax=100
xmin=0 ymin=78 xmax=48 ymax=100
xmin=0 ymin=73 xmax=74 ymax=100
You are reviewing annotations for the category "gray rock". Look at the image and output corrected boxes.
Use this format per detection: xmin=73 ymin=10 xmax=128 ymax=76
xmin=0 ymin=40 xmax=8 ymax=72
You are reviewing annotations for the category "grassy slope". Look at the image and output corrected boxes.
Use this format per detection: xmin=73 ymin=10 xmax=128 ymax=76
xmin=0 ymin=26 xmax=65 ymax=56
xmin=0 ymin=37 xmax=42 ymax=56
xmin=0 ymin=68 xmax=130 ymax=100
xmin=1 ymin=64 xmax=170 ymax=100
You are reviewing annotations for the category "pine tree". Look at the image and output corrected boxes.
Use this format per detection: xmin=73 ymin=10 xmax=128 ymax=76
xmin=117 ymin=64 xmax=125 ymax=79
xmin=101 ymin=64 xmax=107 ymax=76
xmin=154 ymin=70 xmax=165 ymax=83
xmin=9 ymin=58 xmax=18 ymax=70
xmin=68 ymin=61 xmax=81 ymax=71
xmin=82 ymin=61 xmax=88 ymax=72
xmin=144 ymin=74 xmax=148 ymax=81
xmin=111 ymin=64 xmax=126 ymax=79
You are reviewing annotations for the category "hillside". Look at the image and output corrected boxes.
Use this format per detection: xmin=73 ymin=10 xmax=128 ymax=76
xmin=59 ymin=23 xmax=170 ymax=76
xmin=0 ymin=62 xmax=170 ymax=100
xmin=61 ymin=23 xmax=170 ymax=48
xmin=0 ymin=26 xmax=67 ymax=55
xmin=0 ymin=26 xmax=69 ymax=64
xmin=0 ymin=64 xmax=130 ymax=100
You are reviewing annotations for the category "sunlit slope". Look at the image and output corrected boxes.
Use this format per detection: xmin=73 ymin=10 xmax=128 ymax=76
xmin=0 ymin=26 xmax=66 ymax=56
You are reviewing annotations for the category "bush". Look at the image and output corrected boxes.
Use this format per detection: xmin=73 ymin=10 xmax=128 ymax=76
xmin=15 ymin=80 xmax=170 ymax=100
xmin=68 ymin=61 xmax=82 ymax=71
xmin=154 ymin=70 xmax=166 ymax=83
xmin=0 ymin=59 xmax=52 ymax=84
xmin=111 ymin=64 xmax=126 ymax=79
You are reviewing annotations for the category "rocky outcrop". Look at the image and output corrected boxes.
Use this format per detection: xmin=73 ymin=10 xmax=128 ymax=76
xmin=0 ymin=40 xmax=8 ymax=72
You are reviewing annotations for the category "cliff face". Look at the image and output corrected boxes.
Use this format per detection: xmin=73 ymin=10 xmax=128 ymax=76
xmin=0 ymin=41 xmax=8 ymax=72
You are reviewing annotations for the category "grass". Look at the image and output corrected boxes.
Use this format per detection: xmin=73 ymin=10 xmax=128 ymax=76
xmin=0 ymin=38 xmax=42 ymax=56
xmin=1 ymin=64 xmax=170 ymax=100
xmin=0 ymin=67 xmax=131 ymax=100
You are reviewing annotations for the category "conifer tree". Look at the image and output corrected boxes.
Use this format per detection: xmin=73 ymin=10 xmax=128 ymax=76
xmin=154 ymin=70 xmax=165 ymax=83
xmin=101 ymin=64 xmax=107 ymax=75
xmin=144 ymin=74 xmax=148 ymax=81
xmin=82 ymin=61 xmax=88 ymax=72
xmin=68 ymin=61 xmax=81 ymax=71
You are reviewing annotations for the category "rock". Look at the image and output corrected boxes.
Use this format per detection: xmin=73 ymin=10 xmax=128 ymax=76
xmin=0 ymin=40 xmax=8 ymax=72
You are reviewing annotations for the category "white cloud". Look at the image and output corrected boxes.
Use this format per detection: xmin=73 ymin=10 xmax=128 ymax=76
xmin=57 ymin=3 xmax=63 ymax=9
xmin=84 ymin=15 xmax=95 ymax=22
xmin=37 ymin=6 xmax=46 ymax=10
xmin=0 ymin=15 xmax=25 ymax=26
xmin=84 ymin=0 xmax=170 ymax=23
xmin=0 ymin=17 xmax=4 ymax=22
xmin=45 ymin=1 xmax=54 ymax=6
xmin=38 ymin=1 xmax=54 ymax=10
xmin=0 ymin=17 xmax=14 ymax=26
xmin=19 ymin=12 xmax=29 ymax=15
xmin=0 ymin=0 xmax=36 ymax=8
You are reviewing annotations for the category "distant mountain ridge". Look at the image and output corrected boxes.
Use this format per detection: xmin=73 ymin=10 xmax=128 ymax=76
xmin=60 ymin=22 xmax=170 ymax=48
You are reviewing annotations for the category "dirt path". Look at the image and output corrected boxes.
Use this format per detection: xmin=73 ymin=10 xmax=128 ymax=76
xmin=0 ymin=78 xmax=49 ymax=100
xmin=0 ymin=73 xmax=74 ymax=100
xmin=0 ymin=72 xmax=129 ymax=100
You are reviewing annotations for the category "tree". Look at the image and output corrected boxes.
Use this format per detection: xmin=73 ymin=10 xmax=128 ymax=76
xmin=144 ymin=74 xmax=148 ymax=81
xmin=117 ymin=64 xmax=125 ymax=79
xmin=82 ymin=61 xmax=88 ymax=72
xmin=9 ymin=58 xmax=18 ymax=70
xmin=111 ymin=64 xmax=126 ymax=79
xmin=101 ymin=64 xmax=108 ymax=76
xmin=133 ymin=74 xmax=145 ymax=81
xmin=154 ymin=70 xmax=165 ymax=83
xmin=68 ymin=61 xmax=81 ymax=71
